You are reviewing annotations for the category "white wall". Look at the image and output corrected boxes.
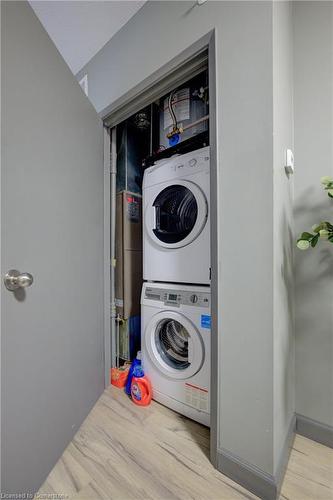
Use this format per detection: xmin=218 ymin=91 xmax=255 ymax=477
xmin=273 ymin=1 xmax=295 ymax=469
xmin=77 ymin=0 xmax=295 ymax=477
xmin=294 ymin=1 xmax=333 ymax=428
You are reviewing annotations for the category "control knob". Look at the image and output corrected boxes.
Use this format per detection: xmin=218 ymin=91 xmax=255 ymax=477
xmin=190 ymin=294 xmax=198 ymax=304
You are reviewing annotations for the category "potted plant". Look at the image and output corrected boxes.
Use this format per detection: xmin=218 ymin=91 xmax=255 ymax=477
xmin=297 ymin=176 xmax=333 ymax=250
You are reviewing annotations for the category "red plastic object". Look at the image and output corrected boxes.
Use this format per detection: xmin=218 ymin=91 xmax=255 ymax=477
xmin=110 ymin=366 xmax=129 ymax=388
xmin=131 ymin=375 xmax=152 ymax=406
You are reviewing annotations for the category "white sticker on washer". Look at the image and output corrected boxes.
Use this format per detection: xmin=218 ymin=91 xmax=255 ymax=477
xmin=185 ymin=383 xmax=208 ymax=412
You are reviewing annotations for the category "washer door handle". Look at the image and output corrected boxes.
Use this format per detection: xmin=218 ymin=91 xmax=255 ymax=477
xmin=188 ymin=336 xmax=193 ymax=364
xmin=152 ymin=206 xmax=157 ymax=230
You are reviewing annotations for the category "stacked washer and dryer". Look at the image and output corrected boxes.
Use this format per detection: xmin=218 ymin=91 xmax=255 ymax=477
xmin=141 ymin=146 xmax=211 ymax=426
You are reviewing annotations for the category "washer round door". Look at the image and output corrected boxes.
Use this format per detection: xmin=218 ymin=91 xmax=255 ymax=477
xmin=145 ymin=180 xmax=208 ymax=249
xmin=144 ymin=311 xmax=204 ymax=380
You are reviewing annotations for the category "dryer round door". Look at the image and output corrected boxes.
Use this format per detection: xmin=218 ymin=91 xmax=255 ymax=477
xmin=145 ymin=180 xmax=208 ymax=249
xmin=144 ymin=310 xmax=204 ymax=380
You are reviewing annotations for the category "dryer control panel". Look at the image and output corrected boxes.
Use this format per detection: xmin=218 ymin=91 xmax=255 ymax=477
xmin=144 ymin=286 xmax=210 ymax=308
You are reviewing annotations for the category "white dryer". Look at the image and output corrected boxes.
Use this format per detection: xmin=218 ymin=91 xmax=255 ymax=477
xmin=141 ymin=282 xmax=210 ymax=426
xmin=143 ymin=146 xmax=210 ymax=285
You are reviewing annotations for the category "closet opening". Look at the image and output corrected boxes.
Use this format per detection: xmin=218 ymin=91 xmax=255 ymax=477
xmin=104 ymin=40 xmax=218 ymax=467
xmin=112 ymin=64 xmax=209 ymax=359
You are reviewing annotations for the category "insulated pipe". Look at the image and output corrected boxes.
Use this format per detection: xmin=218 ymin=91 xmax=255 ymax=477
xmin=181 ymin=114 xmax=209 ymax=132
xmin=110 ymin=126 xmax=117 ymax=368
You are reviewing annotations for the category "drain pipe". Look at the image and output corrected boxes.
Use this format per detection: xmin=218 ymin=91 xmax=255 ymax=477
xmin=110 ymin=126 xmax=117 ymax=368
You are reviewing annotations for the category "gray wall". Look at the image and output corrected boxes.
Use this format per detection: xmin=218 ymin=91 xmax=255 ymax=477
xmin=273 ymin=0 xmax=295 ymax=469
xmin=78 ymin=0 xmax=294 ymax=477
xmin=294 ymin=1 xmax=333 ymax=428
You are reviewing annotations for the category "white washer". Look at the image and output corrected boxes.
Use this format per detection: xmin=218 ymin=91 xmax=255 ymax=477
xmin=143 ymin=146 xmax=210 ymax=285
xmin=141 ymin=282 xmax=210 ymax=426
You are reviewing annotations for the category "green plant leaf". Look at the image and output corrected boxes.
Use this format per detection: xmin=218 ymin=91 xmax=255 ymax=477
xmin=313 ymin=222 xmax=329 ymax=232
xmin=319 ymin=229 xmax=330 ymax=239
xmin=301 ymin=232 xmax=314 ymax=240
xmin=297 ymin=239 xmax=310 ymax=250
xmin=321 ymin=176 xmax=333 ymax=185
xmin=311 ymin=234 xmax=319 ymax=247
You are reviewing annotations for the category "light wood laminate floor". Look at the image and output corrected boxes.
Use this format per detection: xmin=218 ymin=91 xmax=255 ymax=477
xmin=38 ymin=386 xmax=333 ymax=500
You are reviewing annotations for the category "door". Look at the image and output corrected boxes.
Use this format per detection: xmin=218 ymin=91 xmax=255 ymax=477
xmin=1 ymin=2 xmax=104 ymax=494
xmin=144 ymin=311 xmax=204 ymax=379
xmin=145 ymin=180 xmax=208 ymax=249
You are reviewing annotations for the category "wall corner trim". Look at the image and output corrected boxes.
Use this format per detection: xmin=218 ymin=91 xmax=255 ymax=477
xmin=296 ymin=414 xmax=333 ymax=449
xmin=216 ymin=415 xmax=296 ymax=500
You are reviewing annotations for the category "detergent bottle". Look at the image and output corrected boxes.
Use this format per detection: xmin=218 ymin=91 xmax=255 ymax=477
xmin=130 ymin=365 xmax=152 ymax=406
xmin=125 ymin=351 xmax=141 ymax=396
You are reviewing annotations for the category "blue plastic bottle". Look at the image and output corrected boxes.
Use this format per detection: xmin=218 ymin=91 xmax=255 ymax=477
xmin=125 ymin=351 xmax=141 ymax=396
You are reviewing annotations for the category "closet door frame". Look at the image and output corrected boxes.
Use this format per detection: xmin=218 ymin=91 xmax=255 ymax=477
xmin=102 ymin=31 xmax=219 ymax=467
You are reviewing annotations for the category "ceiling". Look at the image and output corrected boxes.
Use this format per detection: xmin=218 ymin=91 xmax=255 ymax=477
xmin=29 ymin=1 xmax=146 ymax=74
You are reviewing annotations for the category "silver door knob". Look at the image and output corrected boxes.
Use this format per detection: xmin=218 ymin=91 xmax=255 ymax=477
xmin=4 ymin=270 xmax=34 ymax=291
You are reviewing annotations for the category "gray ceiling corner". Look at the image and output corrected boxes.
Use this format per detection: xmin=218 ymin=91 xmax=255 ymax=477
xmin=29 ymin=1 xmax=146 ymax=74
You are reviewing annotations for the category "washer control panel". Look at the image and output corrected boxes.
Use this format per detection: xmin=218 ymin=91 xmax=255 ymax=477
xmin=145 ymin=287 xmax=210 ymax=308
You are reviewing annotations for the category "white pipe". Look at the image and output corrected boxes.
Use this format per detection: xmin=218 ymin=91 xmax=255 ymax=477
xmin=110 ymin=127 xmax=117 ymax=368
xmin=116 ymin=314 xmax=121 ymax=368
xmin=182 ymin=114 xmax=209 ymax=132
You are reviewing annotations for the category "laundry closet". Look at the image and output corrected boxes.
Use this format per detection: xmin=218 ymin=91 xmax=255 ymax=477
xmin=4 ymin=3 xmax=301 ymax=496
xmin=109 ymin=53 xmax=212 ymax=427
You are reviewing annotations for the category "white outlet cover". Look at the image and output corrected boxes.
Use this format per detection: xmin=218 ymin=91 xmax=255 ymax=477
xmin=285 ymin=149 xmax=294 ymax=175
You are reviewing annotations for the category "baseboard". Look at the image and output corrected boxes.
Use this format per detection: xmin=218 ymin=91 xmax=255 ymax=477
xmin=216 ymin=415 xmax=296 ymax=500
xmin=275 ymin=414 xmax=296 ymax=494
xmin=296 ymin=413 xmax=333 ymax=449
xmin=215 ymin=413 xmax=332 ymax=499
xmin=217 ymin=449 xmax=277 ymax=500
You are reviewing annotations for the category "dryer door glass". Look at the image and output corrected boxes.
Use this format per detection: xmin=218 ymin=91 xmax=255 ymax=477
xmin=153 ymin=185 xmax=198 ymax=244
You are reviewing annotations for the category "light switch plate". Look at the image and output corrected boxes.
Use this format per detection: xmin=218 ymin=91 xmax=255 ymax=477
xmin=285 ymin=149 xmax=294 ymax=175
